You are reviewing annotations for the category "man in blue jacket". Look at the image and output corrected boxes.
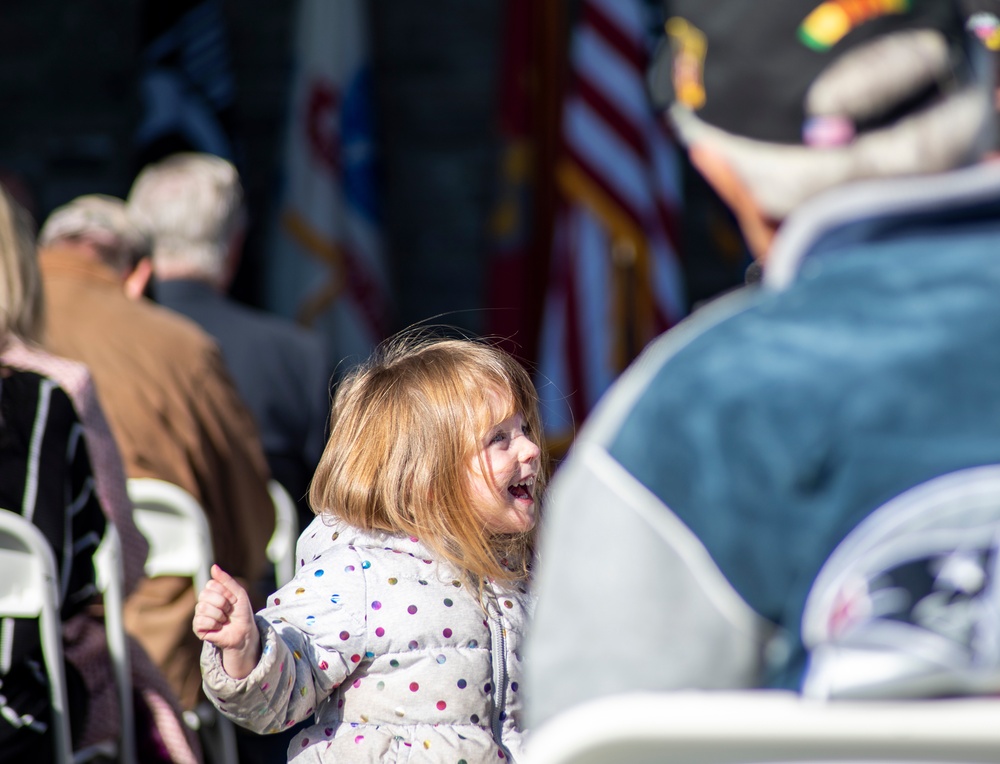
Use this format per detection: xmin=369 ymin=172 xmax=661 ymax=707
xmin=526 ymin=0 xmax=1000 ymax=727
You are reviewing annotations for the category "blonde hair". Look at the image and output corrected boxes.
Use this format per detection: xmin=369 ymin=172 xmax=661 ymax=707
xmin=309 ymin=332 xmax=548 ymax=585
xmin=0 ymin=184 xmax=43 ymax=344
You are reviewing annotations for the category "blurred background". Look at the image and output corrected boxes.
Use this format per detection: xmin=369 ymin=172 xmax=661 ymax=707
xmin=0 ymin=0 xmax=750 ymax=451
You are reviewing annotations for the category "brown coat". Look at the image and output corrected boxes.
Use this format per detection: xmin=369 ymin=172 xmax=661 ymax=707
xmin=40 ymin=247 xmax=275 ymax=709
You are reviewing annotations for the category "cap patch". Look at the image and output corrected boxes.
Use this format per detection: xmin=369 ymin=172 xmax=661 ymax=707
xmin=967 ymin=11 xmax=1000 ymax=51
xmin=665 ymin=17 xmax=707 ymax=110
xmin=799 ymin=0 xmax=911 ymax=51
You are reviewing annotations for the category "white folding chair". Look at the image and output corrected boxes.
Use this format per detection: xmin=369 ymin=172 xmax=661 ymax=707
xmin=266 ymin=479 xmax=299 ymax=588
xmin=0 ymin=508 xmax=73 ymax=764
xmin=126 ymin=478 xmax=238 ymax=764
xmin=523 ymin=690 xmax=1000 ymax=764
xmin=85 ymin=523 xmax=136 ymax=764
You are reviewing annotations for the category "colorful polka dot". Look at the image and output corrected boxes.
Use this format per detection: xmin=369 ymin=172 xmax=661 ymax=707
xmin=375 ymin=627 xmax=385 ymax=637
xmin=345 ymin=565 xmax=355 ymax=572
xmin=331 ymin=532 xmax=339 ymax=540
xmin=484 ymin=683 xmax=492 ymax=693
xmin=424 ymin=740 xmax=432 ymax=749
xmin=305 ymin=615 xmax=316 ymax=626
xmin=436 ymin=654 xmax=447 ymax=664
xmin=418 ymin=579 xmax=428 ymax=585
xmin=315 ymin=569 xmax=325 ymax=577
xmin=457 ymin=679 xmax=467 ymax=689
xmin=389 ymin=659 xmax=399 ymax=668
xmin=395 ymin=707 xmax=405 ymax=717
xmin=468 ymin=640 xmax=479 ymax=648
xmin=365 ymin=651 xmax=375 ymax=658
xmin=318 ymin=661 xmax=328 ymax=670
xmin=436 ymin=699 xmax=448 ymax=711
xmin=503 ymin=600 xmax=513 ymax=609
xmin=443 ymin=598 xmax=453 ymax=607
xmin=511 ymin=682 xmax=519 ymax=692
xmin=376 ymin=681 xmax=385 ymax=691
xmin=452 ymin=580 xmax=462 ymax=587
xmin=354 ymin=735 xmax=364 ymax=744
xmin=273 ymin=598 xmax=281 ymax=605
xmin=362 ymin=560 xmax=371 ymax=569
xmin=293 ymin=650 xmax=302 ymax=660
xmin=324 ymin=727 xmax=333 ymax=736
xmin=371 ymin=600 xmax=381 ymax=610
xmin=350 ymin=654 xmax=361 ymax=663
xmin=388 ymin=577 xmax=398 ymax=585
xmin=443 ymin=628 xmax=453 ymax=638
xmin=330 ymin=594 xmax=340 ymax=604
xmin=353 ymin=679 xmax=362 ymax=688
xmin=301 ymin=739 xmax=309 ymax=747
xmin=470 ymin=714 xmax=480 ymax=724
xmin=296 ymin=587 xmax=306 ymax=595
xmin=407 ymin=605 xmax=418 ymax=614
xmin=409 ymin=682 xmax=420 ymax=692
xmin=408 ymin=640 xmax=419 ymax=650
xmin=340 ymin=631 xmax=350 ymax=641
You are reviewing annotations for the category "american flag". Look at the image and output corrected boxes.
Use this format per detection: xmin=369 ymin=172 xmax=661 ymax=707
xmin=264 ymin=0 xmax=389 ymax=373
xmin=536 ymin=0 xmax=686 ymax=452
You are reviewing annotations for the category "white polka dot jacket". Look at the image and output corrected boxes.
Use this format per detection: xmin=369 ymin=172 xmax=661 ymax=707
xmin=201 ymin=514 xmax=532 ymax=762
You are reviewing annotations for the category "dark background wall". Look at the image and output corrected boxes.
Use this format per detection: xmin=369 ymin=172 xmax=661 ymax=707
xmin=0 ymin=0 xmax=510 ymax=338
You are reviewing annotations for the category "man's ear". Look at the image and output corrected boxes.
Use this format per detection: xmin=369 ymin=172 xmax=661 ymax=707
xmin=688 ymin=142 xmax=778 ymax=262
xmin=123 ymin=257 xmax=154 ymax=301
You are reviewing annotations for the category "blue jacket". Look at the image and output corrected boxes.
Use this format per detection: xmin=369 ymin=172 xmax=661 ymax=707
xmin=525 ymin=162 xmax=1000 ymax=727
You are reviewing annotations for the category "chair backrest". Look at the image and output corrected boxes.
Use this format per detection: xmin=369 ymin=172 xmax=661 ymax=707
xmin=0 ymin=508 xmax=73 ymax=764
xmin=266 ymin=479 xmax=298 ymax=588
xmin=126 ymin=478 xmax=214 ymax=593
xmin=125 ymin=479 xmax=238 ymax=764
xmin=523 ymin=691 xmax=1000 ymax=764
xmin=92 ymin=524 xmax=137 ymax=764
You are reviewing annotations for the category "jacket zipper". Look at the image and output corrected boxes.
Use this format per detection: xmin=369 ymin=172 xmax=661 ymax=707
xmin=486 ymin=585 xmax=514 ymax=760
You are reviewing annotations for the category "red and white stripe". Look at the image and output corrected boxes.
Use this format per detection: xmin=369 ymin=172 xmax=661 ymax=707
xmin=537 ymin=0 xmax=685 ymax=448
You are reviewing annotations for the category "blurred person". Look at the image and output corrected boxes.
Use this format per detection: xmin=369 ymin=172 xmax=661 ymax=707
xmin=128 ymin=152 xmax=330 ymax=530
xmin=526 ymin=0 xmax=1000 ymax=727
xmin=36 ymin=194 xmax=274 ymax=713
xmin=0 ymin=185 xmax=202 ymax=762
xmin=0 ymin=366 xmax=105 ymax=763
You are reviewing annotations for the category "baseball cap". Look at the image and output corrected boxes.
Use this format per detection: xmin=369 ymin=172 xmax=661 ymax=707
xmin=649 ymin=0 xmax=976 ymax=146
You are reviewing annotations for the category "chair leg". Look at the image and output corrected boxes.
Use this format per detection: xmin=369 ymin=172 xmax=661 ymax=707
xmin=185 ymin=703 xmax=239 ymax=764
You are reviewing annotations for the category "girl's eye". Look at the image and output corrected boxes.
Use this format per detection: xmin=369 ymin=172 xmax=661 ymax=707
xmin=490 ymin=431 xmax=507 ymax=445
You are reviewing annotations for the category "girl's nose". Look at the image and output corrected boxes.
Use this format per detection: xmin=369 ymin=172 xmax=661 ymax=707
xmin=518 ymin=435 xmax=541 ymax=464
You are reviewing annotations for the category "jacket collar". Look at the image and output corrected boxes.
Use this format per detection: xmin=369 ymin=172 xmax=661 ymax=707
xmin=764 ymin=161 xmax=1000 ymax=291
xmin=39 ymin=246 xmax=123 ymax=289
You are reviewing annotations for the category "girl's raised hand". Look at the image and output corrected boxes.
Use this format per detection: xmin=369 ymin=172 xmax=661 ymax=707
xmin=193 ymin=564 xmax=261 ymax=679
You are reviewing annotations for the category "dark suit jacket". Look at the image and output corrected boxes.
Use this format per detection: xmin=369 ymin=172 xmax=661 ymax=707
xmin=155 ymin=278 xmax=330 ymax=514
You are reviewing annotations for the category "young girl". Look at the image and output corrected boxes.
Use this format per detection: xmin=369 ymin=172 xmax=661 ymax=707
xmin=193 ymin=334 xmax=545 ymax=763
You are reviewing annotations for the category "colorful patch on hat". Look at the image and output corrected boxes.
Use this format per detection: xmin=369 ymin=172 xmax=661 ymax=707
xmin=968 ymin=12 xmax=1000 ymax=51
xmin=666 ymin=17 xmax=707 ymax=110
xmin=799 ymin=0 xmax=911 ymax=52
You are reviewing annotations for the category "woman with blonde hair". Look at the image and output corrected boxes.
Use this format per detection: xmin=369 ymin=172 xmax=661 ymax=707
xmin=0 ymin=184 xmax=201 ymax=763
